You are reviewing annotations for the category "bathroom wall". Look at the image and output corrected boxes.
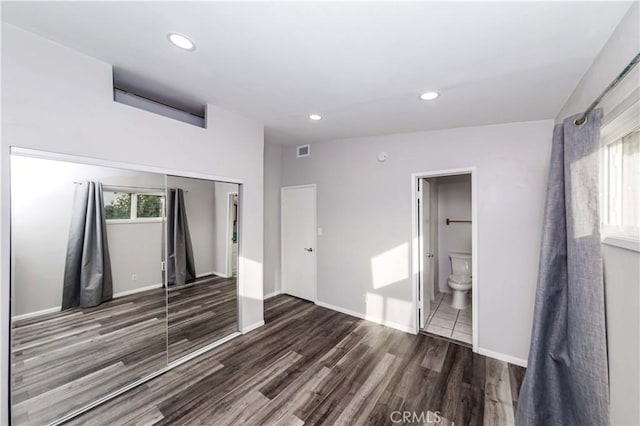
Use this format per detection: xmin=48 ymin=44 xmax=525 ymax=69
xmin=436 ymin=176 xmax=472 ymax=293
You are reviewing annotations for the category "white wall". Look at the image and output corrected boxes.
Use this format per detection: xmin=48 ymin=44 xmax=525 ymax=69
xmin=557 ymin=3 xmax=639 ymax=122
xmin=280 ymin=119 xmax=552 ymax=363
xmin=263 ymin=142 xmax=282 ymax=297
xmin=1 ymin=23 xmax=265 ymax=424
xmin=10 ymin=156 xmax=168 ymax=316
xmin=436 ymin=178 xmax=472 ymax=292
xmin=556 ymin=4 xmax=640 ymax=424
xmin=603 ymin=242 xmax=640 ymax=425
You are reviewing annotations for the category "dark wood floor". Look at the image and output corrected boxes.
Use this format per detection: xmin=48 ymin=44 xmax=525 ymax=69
xmin=68 ymin=295 xmax=526 ymax=425
xmin=11 ymin=275 xmax=238 ymax=425
xmin=11 ymin=287 xmax=167 ymax=425
xmin=168 ymin=276 xmax=238 ymax=361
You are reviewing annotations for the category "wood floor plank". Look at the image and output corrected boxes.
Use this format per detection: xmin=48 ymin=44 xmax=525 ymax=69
xmin=508 ymin=363 xmax=526 ymax=417
xmin=421 ymin=335 xmax=450 ymax=373
xmin=11 ymin=275 xmax=238 ymax=425
xmin=60 ymin=295 xmax=526 ymax=425
xmin=484 ymin=357 xmax=516 ymax=426
xmin=334 ymin=352 xmax=402 ymax=425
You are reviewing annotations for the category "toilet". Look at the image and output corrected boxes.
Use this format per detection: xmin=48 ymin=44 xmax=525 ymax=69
xmin=447 ymin=252 xmax=472 ymax=309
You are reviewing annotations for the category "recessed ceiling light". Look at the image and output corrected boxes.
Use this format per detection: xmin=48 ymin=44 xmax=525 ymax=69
xmin=420 ymin=91 xmax=440 ymax=101
xmin=167 ymin=33 xmax=195 ymax=50
xmin=309 ymin=114 xmax=322 ymax=121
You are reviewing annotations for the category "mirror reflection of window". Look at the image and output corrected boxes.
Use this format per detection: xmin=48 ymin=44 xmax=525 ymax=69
xmin=136 ymin=194 xmax=164 ymax=218
xmin=104 ymin=192 xmax=132 ymax=219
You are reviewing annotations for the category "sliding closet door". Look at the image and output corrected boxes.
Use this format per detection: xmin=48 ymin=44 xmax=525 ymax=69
xmin=165 ymin=175 xmax=239 ymax=362
xmin=9 ymin=154 xmax=169 ymax=425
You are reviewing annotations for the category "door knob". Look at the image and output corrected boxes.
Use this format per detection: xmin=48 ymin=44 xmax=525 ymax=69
xmin=427 ymin=253 xmax=434 ymax=258
xmin=304 ymin=248 xmax=313 ymax=252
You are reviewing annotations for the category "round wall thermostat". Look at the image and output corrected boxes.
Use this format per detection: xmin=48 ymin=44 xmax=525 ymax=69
xmin=377 ymin=152 xmax=388 ymax=162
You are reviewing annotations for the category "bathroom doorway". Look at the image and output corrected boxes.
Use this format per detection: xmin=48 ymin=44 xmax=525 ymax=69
xmin=412 ymin=168 xmax=477 ymax=350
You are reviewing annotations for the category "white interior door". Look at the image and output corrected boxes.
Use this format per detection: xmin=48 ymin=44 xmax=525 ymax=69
xmin=419 ymin=179 xmax=433 ymax=328
xmin=281 ymin=185 xmax=316 ymax=301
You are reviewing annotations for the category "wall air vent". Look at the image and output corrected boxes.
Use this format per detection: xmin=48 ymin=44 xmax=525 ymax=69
xmin=297 ymin=144 xmax=310 ymax=158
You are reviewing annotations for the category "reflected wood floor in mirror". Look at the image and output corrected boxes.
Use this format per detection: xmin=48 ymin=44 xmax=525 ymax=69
xmin=69 ymin=295 xmax=526 ymax=426
xmin=168 ymin=275 xmax=239 ymax=361
xmin=11 ymin=287 xmax=168 ymax=425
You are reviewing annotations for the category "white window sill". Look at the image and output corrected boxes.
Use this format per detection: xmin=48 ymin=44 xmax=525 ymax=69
xmin=602 ymin=236 xmax=640 ymax=252
xmin=106 ymin=218 xmax=163 ymax=225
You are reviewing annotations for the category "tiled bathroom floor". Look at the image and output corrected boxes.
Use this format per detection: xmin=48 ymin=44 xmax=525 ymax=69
xmin=424 ymin=292 xmax=472 ymax=344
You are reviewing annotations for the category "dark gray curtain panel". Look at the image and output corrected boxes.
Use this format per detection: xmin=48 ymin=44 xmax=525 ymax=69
xmin=516 ymin=109 xmax=609 ymax=425
xmin=167 ymin=188 xmax=196 ymax=285
xmin=62 ymin=181 xmax=113 ymax=309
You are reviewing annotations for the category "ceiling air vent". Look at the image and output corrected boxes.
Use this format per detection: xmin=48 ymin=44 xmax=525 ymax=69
xmin=297 ymin=144 xmax=310 ymax=158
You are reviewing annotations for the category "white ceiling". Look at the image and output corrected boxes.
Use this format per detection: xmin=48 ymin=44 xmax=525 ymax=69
xmin=1 ymin=2 xmax=632 ymax=145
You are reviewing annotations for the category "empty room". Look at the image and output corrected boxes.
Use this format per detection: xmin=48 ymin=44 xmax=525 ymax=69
xmin=1 ymin=1 xmax=638 ymax=425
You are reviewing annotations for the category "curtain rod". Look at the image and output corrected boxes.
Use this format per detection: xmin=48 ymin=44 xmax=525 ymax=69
xmin=574 ymin=51 xmax=640 ymax=126
xmin=73 ymin=182 xmax=188 ymax=192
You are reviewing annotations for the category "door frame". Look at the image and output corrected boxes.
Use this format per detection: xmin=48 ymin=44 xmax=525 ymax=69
xmin=417 ymin=178 xmax=434 ymax=329
xmin=411 ymin=167 xmax=478 ymax=352
xmin=225 ymin=191 xmax=238 ymax=278
xmin=280 ymin=184 xmax=317 ymax=302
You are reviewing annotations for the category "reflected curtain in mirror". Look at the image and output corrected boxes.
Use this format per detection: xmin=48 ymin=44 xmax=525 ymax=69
xmin=61 ymin=181 xmax=113 ymax=309
xmin=167 ymin=188 xmax=196 ymax=285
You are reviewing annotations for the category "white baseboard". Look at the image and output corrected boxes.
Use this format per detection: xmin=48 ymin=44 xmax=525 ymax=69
xmin=477 ymin=347 xmax=528 ymax=368
xmin=113 ymin=283 xmax=164 ymax=298
xmin=13 ymin=306 xmax=61 ymax=321
xmin=314 ymin=300 xmax=416 ymax=334
xmin=263 ymin=290 xmax=281 ymax=299
xmin=13 ymin=283 xmax=164 ymax=321
xmin=196 ymin=271 xmax=224 ymax=279
xmin=242 ymin=320 xmax=265 ymax=334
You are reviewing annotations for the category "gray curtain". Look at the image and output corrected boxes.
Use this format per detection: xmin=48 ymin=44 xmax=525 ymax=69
xmin=62 ymin=181 xmax=113 ymax=309
xmin=516 ymin=109 xmax=609 ymax=425
xmin=167 ymin=188 xmax=196 ymax=285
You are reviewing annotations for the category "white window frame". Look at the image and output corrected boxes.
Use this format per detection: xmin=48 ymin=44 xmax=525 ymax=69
xmin=104 ymin=188 xmax=165 ymax=224
xmin=600 ymin=94 xmax=640 ymax=247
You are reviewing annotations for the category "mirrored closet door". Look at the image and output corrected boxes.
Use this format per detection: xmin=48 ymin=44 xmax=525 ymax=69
xmin=166 ymin=175 xmax=240 ymax=362
xmin=9 ymin=152 xmax=240 ymax=425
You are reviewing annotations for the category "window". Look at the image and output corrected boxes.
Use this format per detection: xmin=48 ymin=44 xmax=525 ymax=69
xmin=602 ymin=128 xmax=639 ymax=239
xmin=104 ymin=190 xmax=164 ymax=221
